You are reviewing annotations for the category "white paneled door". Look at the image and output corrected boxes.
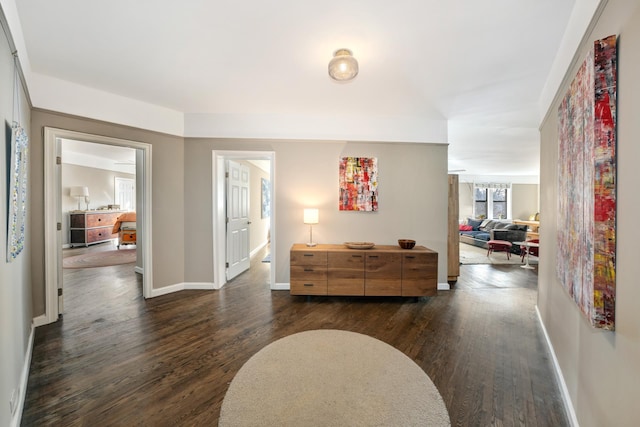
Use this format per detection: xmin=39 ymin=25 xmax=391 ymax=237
xmin=226 ymin=160 xmax=251 ymax=280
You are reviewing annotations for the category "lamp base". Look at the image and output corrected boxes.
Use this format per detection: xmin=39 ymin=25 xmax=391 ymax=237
xmin=306 ymin=242 xmax=317 ymax=247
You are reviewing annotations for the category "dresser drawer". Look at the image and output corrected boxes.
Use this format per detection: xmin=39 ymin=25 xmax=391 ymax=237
xmin=290 ymin=251 xmax=327 ymax=266
xmin=86 ymin=212 xmax=120 ymax=228
xmin=290 ymin=265 xmax=327 ymax=281
xmin=87 ymin=227 xmax=117 ymax=243
xmin=290 ymin=280 xmax=328 ymax=295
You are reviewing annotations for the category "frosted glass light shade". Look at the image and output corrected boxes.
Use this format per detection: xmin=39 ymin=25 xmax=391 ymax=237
xmin=303 ymin=208 xmax=319 ymax=224
xmin=328 ymin=49 xmax=359 ymax=81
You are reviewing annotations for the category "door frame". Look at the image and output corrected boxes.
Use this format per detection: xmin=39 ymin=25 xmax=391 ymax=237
xmin=43 ymin=127 xmax=153 ymax=325
xmin=212 ymin=150 xmax=275 ymax=289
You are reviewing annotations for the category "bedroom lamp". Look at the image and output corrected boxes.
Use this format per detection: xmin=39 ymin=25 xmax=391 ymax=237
xmin=328 ymin=49 xmax=359 ymax=81
xmin=70 ymin=186 xmax=89 ymax=210
xmin=304 ymin=208 xmax=319 ymax=247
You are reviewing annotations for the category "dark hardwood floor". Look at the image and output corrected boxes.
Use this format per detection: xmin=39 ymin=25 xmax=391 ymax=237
xmin=22 ymin=245 xmax=568 ymax=426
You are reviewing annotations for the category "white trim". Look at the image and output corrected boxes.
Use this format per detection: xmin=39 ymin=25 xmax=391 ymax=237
xmin=43 ymin=128 xmax=153 ymax=324
xmin=9 ymin=323 xmax=35 ymax=427
xmin=32 ymin=314 xmax=48 ymax=328
xmin=250 ymin=240 xmax=269 ymax=259
xmin=271 ymin=282 xmax=291 ymax=291
xmin=212 ymin=150 xmax=276 ymax=290
xmin=437 ymin=282 xmax=450 ymax=291
xmin=149 ymin=282 xmax=216 ymax=298
xmin=536 ymin=306 xmax=579 ymax=427
xmin=134 ymin=266 xmax=144 ymax=275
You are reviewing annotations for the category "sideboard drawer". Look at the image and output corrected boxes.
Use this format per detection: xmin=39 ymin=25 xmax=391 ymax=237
xmin=87 ymin=227 xmax=117 ymax=244
xmin=290 ymin=265 xmax=327 ymax=281
xmin=86 ymin=212 xmax=120 ymax=228
xmin=290 ymin=251 xmax=327 ymax=266
xmin=290 ymin=280 xmax=328 ymax=295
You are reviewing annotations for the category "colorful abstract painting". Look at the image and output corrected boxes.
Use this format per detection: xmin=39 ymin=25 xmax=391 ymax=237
xmin=557 ymin=35 xmax=617 ymax=330
xmin=339 ymin=157 xmax=378 ymax=211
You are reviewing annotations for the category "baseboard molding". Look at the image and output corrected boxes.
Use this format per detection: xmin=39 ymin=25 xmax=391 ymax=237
xmin=32 ymin=314 xmax=49 ymax=328
xmin=271 ymin=282 xmax=290 ymax=291
xmin=134 ymin=266 xmax=143 ymax=275
xmin=535 ymin=306 xmax=579 ymax=427
xmin=250 ymin=240 xmax=269 ymax=259
xmin=149 ymin=282 xmax=216 ymax=298
xmin=437 ymin=282 xmax=450 ymax=291
xmin=10 ymin=323 xmax=35 ymax=427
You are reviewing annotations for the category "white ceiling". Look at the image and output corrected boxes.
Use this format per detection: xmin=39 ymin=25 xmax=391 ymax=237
xmin=14 ymin=0 xmax=581 ymax=180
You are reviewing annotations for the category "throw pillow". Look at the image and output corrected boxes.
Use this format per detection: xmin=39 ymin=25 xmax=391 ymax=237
xmin=467 ymin=218 xmax=483 ymax=231
xmin=459 ymin=224 xmax=473 ymax=231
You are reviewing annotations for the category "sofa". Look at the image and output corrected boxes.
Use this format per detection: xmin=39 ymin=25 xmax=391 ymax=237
xmin=459 ymin=218 xmax=528 ymax=252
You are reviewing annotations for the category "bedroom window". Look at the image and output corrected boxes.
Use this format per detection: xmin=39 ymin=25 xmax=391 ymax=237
xmin=474 ymin=183 xmax=510 ymax=219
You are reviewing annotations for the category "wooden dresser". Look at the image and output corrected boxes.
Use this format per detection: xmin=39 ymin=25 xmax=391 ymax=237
xmin=69 ymin=211 xmax=122 ymax=247
xmin=290 ymin=244 xmax=438 ymax=297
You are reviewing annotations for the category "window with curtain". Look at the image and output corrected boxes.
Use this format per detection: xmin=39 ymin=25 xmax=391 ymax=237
xmin=474 ymin=183 xmax=510 ymax=219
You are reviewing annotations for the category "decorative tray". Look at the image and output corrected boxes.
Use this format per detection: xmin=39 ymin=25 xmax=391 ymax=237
xmin=344 ymin=242 xmax=375 ymax=249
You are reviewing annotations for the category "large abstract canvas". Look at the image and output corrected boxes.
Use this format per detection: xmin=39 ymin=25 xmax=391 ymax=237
xmin=339 ymin=157 xmax=378 ymax=211
xmin=557 ymin=35 xmax=617 ymax=330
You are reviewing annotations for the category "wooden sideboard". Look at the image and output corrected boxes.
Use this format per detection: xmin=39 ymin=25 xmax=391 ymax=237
xmin=290 ymin=243 xmax=438 ymax=297
xmin=70 ymin=211 xmax=122 ymax=247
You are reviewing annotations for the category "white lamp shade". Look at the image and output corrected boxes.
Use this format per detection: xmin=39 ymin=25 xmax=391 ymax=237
xmin=70 ymin=186 xmax=89 ymax=197
xmin=303 ymin=208 xmax=319 ymax=224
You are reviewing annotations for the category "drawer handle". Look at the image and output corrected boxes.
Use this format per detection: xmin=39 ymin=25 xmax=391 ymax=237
xmin=303 ymin=254 xmax=314 ymax=257
xmin=369 ymin=255 xmax=379 ymax=258
xmin=304 ymin=268 xmax=314 ymax=272
xmin=405 ymin=255 xmax=416 ymax=259
xmin=303 ymin=283 xmax=314 ymax=287
xmin=352 ymin=255 xmax=362 ymax=258
xmin=98 ymin=233 xmax=102 ymax=236
xmin=98 ymin=218 xmax=102 ymax=222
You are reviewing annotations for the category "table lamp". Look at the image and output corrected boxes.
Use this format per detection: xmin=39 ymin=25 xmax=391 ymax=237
xmin=70 ymin=186 xmax=89 ymax=210
xmin=303 ymin=208 xmax=319 ymax=247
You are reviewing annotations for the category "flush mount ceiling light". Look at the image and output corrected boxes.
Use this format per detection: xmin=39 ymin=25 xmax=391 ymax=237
xmin=328 ymin=48 xmax=359 ymax=81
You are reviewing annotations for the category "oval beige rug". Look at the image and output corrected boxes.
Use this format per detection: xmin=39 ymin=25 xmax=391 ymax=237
xmin=219 ymin=329 xmax=450 ymax=426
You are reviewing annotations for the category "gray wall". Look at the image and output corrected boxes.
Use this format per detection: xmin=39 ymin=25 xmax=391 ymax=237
xmin=0 ymin=15 xmax=32 ymax=427
xmin=61 ymin=163 xmax=135 ymax=246
xmin=184 ymin=139 xmax=449 ymax=285
xmin=538 ymin=2 xmax=640 ymax=426
xmin=30 ymin=109 xmax=186 ymax=312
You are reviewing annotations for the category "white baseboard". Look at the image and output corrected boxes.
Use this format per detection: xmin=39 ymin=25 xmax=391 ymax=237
xmin=32 ymin=314 xmax=49 ymax=328
xmin=437 ymin=282 xmax=450 ymax=291
xmin=10 ymin=323 xmax=35 ymax=427
xmin=250 ymin=240 xmax=269 ymax=258
xmin=535 ymin=306 xmax=579 ymax=427
xmin=149 ymin=282 xmax=216 ymax=298
xmin=134 ymin=266 xmax=143 ymax=275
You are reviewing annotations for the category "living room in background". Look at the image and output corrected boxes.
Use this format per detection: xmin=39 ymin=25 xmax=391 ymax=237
xmin=473 ymin=183 xmax=511 ymax=219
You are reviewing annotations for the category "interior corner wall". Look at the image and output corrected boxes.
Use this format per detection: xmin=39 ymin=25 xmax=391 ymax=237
xmin=0 ymin=15 xmax=32 ymax=427
xmin=29 ymin=109 xmax=186 ymax=313
xmin=184 ymin=138 xmax=449 ymax=285
xmin=538 ymin=2 xmax=640 ymax=426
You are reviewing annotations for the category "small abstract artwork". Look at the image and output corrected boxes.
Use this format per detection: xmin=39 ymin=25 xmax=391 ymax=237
xmin=261 ymin=178 xmax=270 ymax=219
xmin=6 ymin=124 xmax=29 ymax=262
xmin=557 ymin=35 xmax=617 ymax=330
xmin=339 ymin=157 xmax=378 ymax=211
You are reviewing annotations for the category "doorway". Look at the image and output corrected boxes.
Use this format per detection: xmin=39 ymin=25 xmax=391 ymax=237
xmin=43 ymin=128 xmax=153 ymax=325
xmin=212 ymin=150 xmax=276 ymax=290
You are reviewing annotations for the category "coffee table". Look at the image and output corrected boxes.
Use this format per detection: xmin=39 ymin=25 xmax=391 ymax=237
xmin=515 ymin=241 xmax=539 ymax=269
